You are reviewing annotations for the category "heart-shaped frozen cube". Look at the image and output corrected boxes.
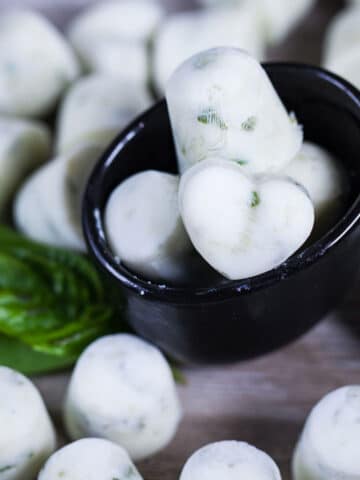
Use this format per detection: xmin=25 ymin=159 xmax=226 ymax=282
xmin=166 ymin=47 xmax=303 ymax=175
xmin=293 ymin=386 xmax=360 ymax=480
xmin=179 ymin=159 xmax=315 ymax=280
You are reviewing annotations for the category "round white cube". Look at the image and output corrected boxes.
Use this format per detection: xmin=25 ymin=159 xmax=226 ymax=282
xmin=14 ymin=144 xmax=103 ymax=251
xmin=0 ymin=116 xmax=51 ymax=218
xmin=257 ymin=0 xmax=315 ymax=44
xmin=153 ymin=5 xmax=265 ymax=94
xmin=80 ymin=40 xmax=148 ymax=87
xmin=323 ymin=5 xmax=360 ymax=90
xmin=38 ymin=438 xmax=143 ymax=480
xmin=180 ymin=441 xmax=281 ymax=480
xmin=105 ymin=170 xmax=193 ymax=282
xmin=293 ymin=386 xmax=360 ymax=480
xmin=0 ymin=9 xmax=79 ymax=117
xmin=0 ymin=366 xmax=56 ymax=480
xmin=55 ymin=75 xmax=152 ymax=154
xmin=282 ymin=142 xmax=348 ymax=233
xmin=68 ymin=0 xmax=164 ymax=48
xmin=197 ymin=0 xmax=314 ymax=44
xmin=64 ymin=334 xmax=182 ymax=461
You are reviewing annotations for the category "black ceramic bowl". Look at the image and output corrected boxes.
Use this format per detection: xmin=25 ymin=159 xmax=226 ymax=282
xmin=83 ymin=63 xmax=360 ymax=364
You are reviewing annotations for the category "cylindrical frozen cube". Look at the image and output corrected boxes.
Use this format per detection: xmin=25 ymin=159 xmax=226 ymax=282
xmin=323 ymin=5 xmax=360 ymax=65
xmin=55 ymin=75 xmax=152 ymax=154
xmin=80 ymin=40 xmax=148 ymax=86
xmin=153 ymin=5 xmax=265 ymax=94
xmin=105 ymin=170 xmax=193 ymax=282
xmin=179 ymin=159 xmax=314 ymax=280
xmin=323 ymin=5 xmax=360 ymax=90
xmin=180 ymin=441 xmax=281 ymax=480
xmin=0 ymin=117 xmax=51 ymax=218
xmin=14 ymin=144 xmax=103 ymax=251
xmin=324 ymin=52 xmax=360 ymax=91
xmin=257 ymin=0 xmax=315 ymax=44
xmin=64 ymin=334 xmax=182 ymax=462
xmin=282 ymin=142 xmax=348 ymax=233
xmin=293 ymin=386 xmax=360 ymax=480
xmin=197 ymin=0 xmax=314 ymax=44
xmin=38 ymin=438 xmax=143 ymax=480
xmin=68 ymin=0 xmax=164 ymax=48
xmin=166 ymin=47 xmax=303 ymax=175
xmin=68 ymin=0 xmax=163 ymax=87
xmin=0 ymin=366 xmax=56 ymax=480
xmin=0 ymin=9 xmax=79 ymax=117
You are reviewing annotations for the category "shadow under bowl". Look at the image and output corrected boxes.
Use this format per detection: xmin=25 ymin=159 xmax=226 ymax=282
xmin=83 ymin=63 xmax=360 ymax=364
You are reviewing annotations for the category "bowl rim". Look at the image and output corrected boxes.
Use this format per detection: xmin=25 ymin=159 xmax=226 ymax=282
xmin=83 ymin=62 xmax=360 ymax=304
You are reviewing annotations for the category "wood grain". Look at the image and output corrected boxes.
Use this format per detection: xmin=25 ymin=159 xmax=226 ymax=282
xmin=34 ymin=290 xmax=360 ymax=480
xmin=2 ymin=0 xmax=357 ymax=478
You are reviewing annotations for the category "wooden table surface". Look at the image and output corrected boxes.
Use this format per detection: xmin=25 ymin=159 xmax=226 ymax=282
xmin=2 ymin=0 xmax=358 ymax=478
xmin=34 ymin=287 xmax=360 ymax=480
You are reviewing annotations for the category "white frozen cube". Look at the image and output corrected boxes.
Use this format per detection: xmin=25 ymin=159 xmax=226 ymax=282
xmin=166 ymin=47 xmax=303 ymax=175
xmin=55 ymin=75 xmax=152 ymax=154
xmin=153 ymin=4 xmax=265 ymax=94
xmin=179 ymin=158 xmax=314 ymax=280
xmin=14 ymin=144 xmax=103 ymax=251
xmin=0 ymin=367 xmax=56 ymax=480
xmin=105 ymin=170 xmax=194 ymax=282
xmin=282 ymin=142 xmax=348 ymax=233
xmin=323 ymin=5 xmax=360 ymax=90
xmin=0 ymin=116 xmax=51 ymax=218
xmin=0 ymin=9 xmax=80 ymax=117
xmin=180 ymin=441 xmax=282 ymax=480
xmin=38 ymin=438 xmax=143 ymax=480
xmin=293 ymin=386 xmax=360 ymax=480
xmin=64 ymin=334 xmax=182 ymax=461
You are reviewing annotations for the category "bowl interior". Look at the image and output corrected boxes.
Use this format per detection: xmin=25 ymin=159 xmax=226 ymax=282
xmin=84 ymin=63 xmax=360 ymax=299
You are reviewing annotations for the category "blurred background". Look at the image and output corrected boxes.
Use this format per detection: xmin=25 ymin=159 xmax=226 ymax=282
xmin=0 ymin=0 xmax=347 ymax=66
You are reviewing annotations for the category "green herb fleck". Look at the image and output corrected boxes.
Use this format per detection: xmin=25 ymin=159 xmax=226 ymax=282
xmin=197 ymin=108 xmax=228 ymax=130
xmin=233 ymin=159 xmax=248 ymax=166
xmin=4 ymin=61 xmax=17 ymax=75
xmin=251 ymin=191 xmax=260 ymax=208
xmin=241 ymin=116 xmax=257 ymax=132
xmin=289 ymin=112 xmax=297 ymax=124
xmin=124 ymin=466 xmax=138 ymax=478
xmin=171 ymin=365 xmax=187 ymax=385
xmin=194 ymin=51 xmax=218 ymax=69
xmin=0 ymin=465 xmax=15 ymax=473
